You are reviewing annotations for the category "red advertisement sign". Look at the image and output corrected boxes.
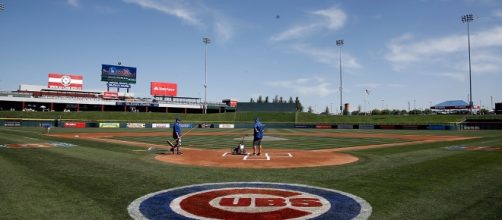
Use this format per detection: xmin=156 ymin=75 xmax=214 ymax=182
xmin=63 ymin=122 xmax=86 ymax=128
xmin=48 ymin=73 xmax=83 ymax=90
xmin=151 ymin=82 xmax=177 ymax=96
xmin=315 ymin=125 xmax=332 ymax=129
xmin=103 ymin=91 xmax=119 ymax=99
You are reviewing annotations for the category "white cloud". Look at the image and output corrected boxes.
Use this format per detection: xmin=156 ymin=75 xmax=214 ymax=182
xmin=311 ymin=6 xmax=347 ymax=30
xmin=124 ymin=0 xmax=235 ymax=42
xmin=210 ymin=12 xmax=234 ymax=43
xmin=214 ymin=21 xmax=232 ymax=42
xmin=270 ymin=6 xmax=347 ymax=42
xmin=123 ymin=0 xmax=202 ymax=26
xmin=267 ymin=77 xmax=336 ymax=97
xmin=494 ymin=9 xmax=502 ymax=18
xmin=270 ymin=24 xmax=320 ymax=42
xmin=67 ymin=0 xmax=79 ymax=8
xmin=291 ymin=43 xmax=361 ymax=69
xmin=386 ymin=26 xmax=502 ymax=74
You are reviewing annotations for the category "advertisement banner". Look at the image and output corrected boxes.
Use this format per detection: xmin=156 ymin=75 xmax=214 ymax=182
xmin=337 ymin=124 xmax=354 ymax=129
xmin=180 ymin=123 xmax=193 ymax=128
xmin=103 ymin=91 xmax=119 ymax=99
xmin=48 ymin=73 xmax=83 ymax=90
xmin=315 ymin=124 xmax=332 ymax=129
xmin=4 ymin=120 xmax=21 ymax=127
xmin=127 ymin=123 xmax=145 ymax=128
xmin=99 ymin=123 xmax=120 ymax=128
xmin=358 ymin=125 xmax=375 ymax=129
xmin=219 ymin=124 xmax=235 ymax=129
xmin=101 ymin=64 xmax=137 ymax=84
xmin=63 ymin=122 xmax=86 ymax=128
xmin=294 ymin=124 xmax=314 ymax=128
xmin=150 ymin=82 xmax=177 ymax=96
xmin=152 ymin=123 xmax=170 ymax=128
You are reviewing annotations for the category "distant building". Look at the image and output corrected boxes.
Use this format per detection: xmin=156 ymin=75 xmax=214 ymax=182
xmin=431 ymin=100 xmax=479 ymax=114
xmin=496 ymin=102 xmax=502 ymax=115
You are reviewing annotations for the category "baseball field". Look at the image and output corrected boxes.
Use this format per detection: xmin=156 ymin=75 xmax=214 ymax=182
xmin=1 ymin=122 xmax=502 ymax=219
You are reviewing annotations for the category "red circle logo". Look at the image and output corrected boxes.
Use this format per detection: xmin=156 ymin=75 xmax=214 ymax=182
xmin=128 ymin=182 xmax=372 ymax=219
xmin=171 ymin=188 xmax=330 ymax=219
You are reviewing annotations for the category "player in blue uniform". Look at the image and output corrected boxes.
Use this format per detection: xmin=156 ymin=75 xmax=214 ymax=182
xmin=253 ymin=117 xmax=264 ymax=156
xmin=172 ymin=118 xmax=183 ymax=154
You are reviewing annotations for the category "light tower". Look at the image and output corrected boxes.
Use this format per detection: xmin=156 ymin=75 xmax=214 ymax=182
xmin=336 ymin=39 xmax=344 ymax=115
xmin=461 ymin=14 xmax=474 ymax=114
xmin=202 ymin=37 xmax=211 ymax=114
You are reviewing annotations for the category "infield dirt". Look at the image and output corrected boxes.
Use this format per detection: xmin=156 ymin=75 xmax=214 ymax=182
xmin=51 ymin=132 xmax=474 ymax=169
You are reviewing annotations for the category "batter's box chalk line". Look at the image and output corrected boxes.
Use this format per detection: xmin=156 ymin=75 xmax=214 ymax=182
xmin=243 ymin=153 xmax=270 ymax=161
xmin=267 ymin=152 xmax=293 ymax=157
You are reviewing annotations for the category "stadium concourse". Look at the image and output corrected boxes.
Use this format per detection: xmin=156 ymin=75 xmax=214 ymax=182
xmin=0 ymin=84 xmax=235 ymax=114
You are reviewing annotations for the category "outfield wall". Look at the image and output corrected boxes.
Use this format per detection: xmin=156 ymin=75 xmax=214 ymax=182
xmin=0 ymin=119 xmax=475 ymax=130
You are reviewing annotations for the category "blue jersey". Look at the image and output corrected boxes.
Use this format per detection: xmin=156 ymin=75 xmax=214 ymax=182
xmin=173 ymin=122 xmax=182 ymax=139
xmin=254 ymin=122 xmax=264 ymax=139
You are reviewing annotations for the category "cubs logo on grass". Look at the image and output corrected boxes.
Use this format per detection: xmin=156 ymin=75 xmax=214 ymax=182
xmin=128 ymin=182 xmax=372 ymax=220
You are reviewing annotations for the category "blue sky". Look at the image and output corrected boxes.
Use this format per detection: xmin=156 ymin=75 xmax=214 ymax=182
xmin=1 ymin=0 xmax=501 ymax=113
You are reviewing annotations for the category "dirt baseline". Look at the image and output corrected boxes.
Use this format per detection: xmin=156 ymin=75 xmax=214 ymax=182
xmin=51 ymin=132 xmax=474 ymax=169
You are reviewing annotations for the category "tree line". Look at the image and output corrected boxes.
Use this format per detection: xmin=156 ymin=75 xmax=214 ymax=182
xmin=250 ymin=95 xmax=303 ymax=112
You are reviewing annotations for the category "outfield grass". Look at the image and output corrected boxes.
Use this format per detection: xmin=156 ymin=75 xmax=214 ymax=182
xmin=0 ymin=127 xmax=501 ymax=219
xmin=3 ymin=111 xmax=501 ymax=124
xmin=113 ymin=128 xmax=411 ymax=150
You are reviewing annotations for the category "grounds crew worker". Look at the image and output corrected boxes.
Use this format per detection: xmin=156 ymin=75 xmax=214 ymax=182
xmin=253 ymin=117 xmax=264 ymax=155
xmin=172 ymin=118 xmax=183 ymax=155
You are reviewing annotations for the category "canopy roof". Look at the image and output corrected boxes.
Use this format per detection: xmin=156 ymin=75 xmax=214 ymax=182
xmin=431 ymin=100 xmax=469 ymax=109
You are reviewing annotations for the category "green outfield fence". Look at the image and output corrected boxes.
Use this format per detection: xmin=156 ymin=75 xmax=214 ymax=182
xmin=0 ymin=119 xmax=464 ymax=130
xmin=1 ymin=111 xmax=502 ymax=130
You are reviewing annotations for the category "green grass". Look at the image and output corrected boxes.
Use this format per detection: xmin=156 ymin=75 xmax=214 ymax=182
xmin=3 ymin=111 xmax=502 ymax=124
xmin=113 ymin=128 xmax=410 ymax=150
xmin=1 ymin=127 xmax=501 ymax=219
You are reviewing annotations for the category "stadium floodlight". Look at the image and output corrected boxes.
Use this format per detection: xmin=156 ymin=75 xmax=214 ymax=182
xmin=336 ymin=39 xmax=344 ymax=115
xmin=461 ymin=14 xmax=474 ymax=114
xmin=202 ymin=37 xmax=211 ymax=114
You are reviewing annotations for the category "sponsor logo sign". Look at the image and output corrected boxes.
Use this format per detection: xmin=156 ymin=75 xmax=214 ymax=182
xmin=315 ymin=124 xmax=332 ymax=129
xmin=358 ymin=125 xmax=375 ymax=129
xmin=179 ymin=123 xmax=193 ymax=128
xmin=4 ymin=120 xmax=21 ymax=127
xmin=103 ymin=91 xmax=119 ymax=99
xmin=128 ymin=182 xmax=372 ymax=220
xmin=127 ymin=123 xmax=145 ymax=128
xmin=152 ymin=123 xmax=170 ymax=128
xmin=48 ymin=73 xmax=83 ymax=90
xmin=218 ymin=124 xmax=235 ymax=129
xmin=64 ymin=122 xmax=86 ymax=128
xmin=99 ymin=123 xmax=120 ymax=128
xmin=294 ymin=124 xmax=314 ymax=128
xmin=151 ymin=82 xmax=177 ymax=97
xmin=337 ymin=124 xmax=354 ymax=129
